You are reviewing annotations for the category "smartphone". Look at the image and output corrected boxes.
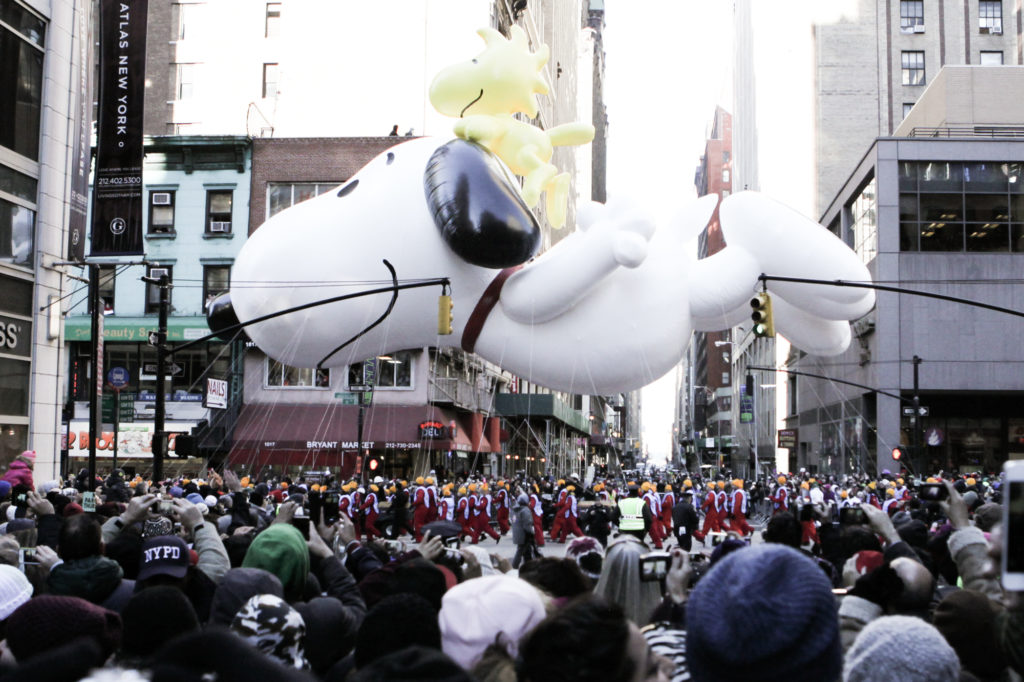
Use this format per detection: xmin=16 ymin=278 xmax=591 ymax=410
xmin=1002 ymin=461 xmax=1024 ymax=591
xmin=639 ymin=552 xmax=670 ymax=582
xmin=159 ymin=500 xmax=174 ymax=515
xmin=322 ymin=491 xmax=341 ymax=524
xmin=18 ymin=547 xmax=37 ymax=567
xmin=381 ymin=539 xmax=406 ymax=554
xmin=14 ymin=493 xmax=27 ymax=507
xmin=291 ymin=516 xmax=310 ymax=540
xmin=839 ymin=507 xmax=868 ymax=525
xmin=708 ymin=531 xmax=727 ymax=547
xmin=919 ymin=483 xmax=948 ymax=502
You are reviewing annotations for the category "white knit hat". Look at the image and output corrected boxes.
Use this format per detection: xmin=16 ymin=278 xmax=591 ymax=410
xmin=844 ymin=615 xmax=960 ymax=682
xmin=438 ymin=575 xmax=545 ymax=670
xmin=0 ymin=565 xmax=33 ymax=620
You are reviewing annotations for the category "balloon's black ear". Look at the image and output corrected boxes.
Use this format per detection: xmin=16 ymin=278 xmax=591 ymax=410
xmin=424 ymin=139 xmax=541 ymax=269
xmin=206 ymin=293 xmax=249 ymax=342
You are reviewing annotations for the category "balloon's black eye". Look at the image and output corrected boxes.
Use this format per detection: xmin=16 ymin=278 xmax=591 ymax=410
xmin=337 ymin=179 xmax=359 ymax=197
xmin=386 ymin=152 xmax=395 ymax=165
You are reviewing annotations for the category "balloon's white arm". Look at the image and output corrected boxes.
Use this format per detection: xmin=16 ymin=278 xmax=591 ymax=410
xmin=500 ymin=213 xmax=653 ymax=324
xmin=687 ymin=246 xmax=760 ymax=331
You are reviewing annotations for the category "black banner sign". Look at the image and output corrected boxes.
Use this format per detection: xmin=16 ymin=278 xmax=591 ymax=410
xmin=89 ymin=0 xmax=148 ymax=257
xmin=66 ymin=0 xmax=95 ymax=262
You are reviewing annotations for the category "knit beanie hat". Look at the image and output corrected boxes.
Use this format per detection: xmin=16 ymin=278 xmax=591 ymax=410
xmin=15 ymin=451 xmax=35 ymax=465
xmin=0 ymin=564 xmax=33 ymax=620
xmin=6 ymin=595 xmax=122 ymax=662
xmin=356 ymin=593 xmax=442 ymax=669
xmin=241 ymin=524 xmax=310 ymax=602
xmin=972 ymin=503 xmax=1002 ymax=532
xmin=209 ymin=567 xmax=285 ymax=627
xmin=932 ymin=589 xmax=1006 ymax=680
xmin=230 ymin=594 xmax=309 ymax=670
xmin=62 ymin=502 xmax=84 ymax=517
xmin=349 ymin=645 xmax=474 ymax=682
xmin=844 ymin=615 xmax=960 ymax=682
xmin=120 ymin=585 xmax=200 ymax=659
xmin=142 ymin=516 xmax=174 ymax=538
xmin=0 ymin=481 xmax=10 ymax=500
xmin=686 ymin=544 xmax=841 ymax=682
xmin=438 ymin=575 xmax=546 ymax=670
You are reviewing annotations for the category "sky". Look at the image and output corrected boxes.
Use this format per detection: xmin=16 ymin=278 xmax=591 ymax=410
xmin=601 ymin=1 xmax=845 ymax=463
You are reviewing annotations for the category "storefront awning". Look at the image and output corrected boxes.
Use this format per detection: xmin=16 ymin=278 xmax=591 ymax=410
xmin=65 ymin=316 xmax=213 ymax=342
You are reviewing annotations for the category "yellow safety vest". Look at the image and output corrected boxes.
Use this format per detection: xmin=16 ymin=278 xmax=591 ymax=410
xmin=618 ymin=497 xmax=645 ymax=531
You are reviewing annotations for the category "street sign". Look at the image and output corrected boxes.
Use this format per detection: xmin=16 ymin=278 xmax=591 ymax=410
xmin=107 ymin=366 xmax=129 ymax=389
xmin=901 ymin=406 xmax=930 ymax=417
xmin=142 ymin=361 xmax=183 ymax=377
xmin=102 ymin=393 xmax=135 ymax=423
xmin=778 ymin=428 xmax=798 ymax=449
xmin=334 ymin=392 xmax=361 ymax=405
xmin=739 ymin=384 xmax=754 ymax=424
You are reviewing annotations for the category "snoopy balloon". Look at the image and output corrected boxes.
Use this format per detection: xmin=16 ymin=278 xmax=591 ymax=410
xmin=209 ymin=28 xmax=875 ymax=396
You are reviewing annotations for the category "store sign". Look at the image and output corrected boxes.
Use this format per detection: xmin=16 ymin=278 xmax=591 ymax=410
xmin=739 ymin=384 xmax=754 ymax=424
xmin=778 ymin=428 xmax=798 ymax=449
xmin=419 ymin=420 xmax=447 ymax=439
xmin=66 ymin=420 xmax=196 ymax=458
xmin=0 ymin=315 xmax=31 ymax=358
xmin=205 ymin=378 xmax=228 ymax=409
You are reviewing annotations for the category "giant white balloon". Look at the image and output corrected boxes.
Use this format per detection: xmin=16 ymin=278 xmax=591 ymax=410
xmin=215 ymin=136 xmax=874 ymax=395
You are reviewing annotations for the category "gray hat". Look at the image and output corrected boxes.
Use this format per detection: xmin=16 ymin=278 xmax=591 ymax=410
xmin=843 ymin=615 xmax=960 ymax=682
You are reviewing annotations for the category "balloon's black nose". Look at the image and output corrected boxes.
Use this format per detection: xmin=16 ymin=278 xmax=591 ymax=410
xmin=206 ymin=293 xmax=248 ymax=342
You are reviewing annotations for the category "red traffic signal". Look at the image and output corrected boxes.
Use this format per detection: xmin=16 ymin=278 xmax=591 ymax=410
xmin=891 ymin=447 xmax=904 ymax=461
xmin=368 ymin=456 xmax=380 ymax=471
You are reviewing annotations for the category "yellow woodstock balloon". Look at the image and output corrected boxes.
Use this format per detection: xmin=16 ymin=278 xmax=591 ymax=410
xmin=429 ymin=26 xmax=594 ymax=230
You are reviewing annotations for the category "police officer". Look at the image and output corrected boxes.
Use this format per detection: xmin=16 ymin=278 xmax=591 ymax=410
xmin=611 ymin=484 xmax=651 ymax=542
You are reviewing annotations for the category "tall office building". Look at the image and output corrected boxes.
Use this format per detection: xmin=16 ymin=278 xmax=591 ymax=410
xmin=813 ymin=0 xmax=1022 ymax=216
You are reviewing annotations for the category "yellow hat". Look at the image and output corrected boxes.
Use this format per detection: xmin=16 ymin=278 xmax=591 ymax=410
xmin=684 ymin=479 xmax=693 ymax=488
xmin=664 ymin=484 xmax=672 ymax=492
xmin=567 ymin=485 xmax=575 ymax=492
xmin=400 ymin=480 xmax=408 ymax=487
xmin=129 ymin=480 xmax=138 ymax=488
xmin=966 ymin=477 xmax=976 ymax=486
xmin=183 ymin=479 xmax=191 ymax=485
xmin=468 ymin=484 xmax=477 ymax=492
xmin=480 ymin=483 xmax=489 ymax=491
xmin=310 ymin=484 xmax=319 ymax=493
xmin=733 ymin=479 xmax=743 ymax=489
xmin=886 ymin=488 xmax=895 ymax=496
xmin=840 ymin=490 xmax=849 ymax=499
xmin=641 ymin=482 xmax=651 ymax=491
xmin=280 ymin=482 xmax=289 ymax=490
xmin=777 ymin=476 xmax=787 ymax=485
xmin=241 ymin=476 xmax=250 ymax=487
xmin=415 ymin=477 xmax=425 ymax=485
xmin=458 ymin=486 xmax=467 ymax=495
xmin=868 ymin=481 xmax=877 ymax=490
xmin=717 ymin=481 xmax=725 ymax=490
xmin=808 ymin=478 xmax=816 ymax=485
xmin=926 ymin=477 xmax=938 ymax=483
xmin=896 ymin=478 xmax=904 ymax=485
xmin=370 ymin=484 xmax=379 ymax=493
xmin=388 ymin=485 xmax=397 ymax=494
xmin=800 ymin=482 xmax=810 ymax=490
xmin=425 ymin=477 xmax=434 ymax=485
xmin=558 ymin=479 xmax=565 ymax=486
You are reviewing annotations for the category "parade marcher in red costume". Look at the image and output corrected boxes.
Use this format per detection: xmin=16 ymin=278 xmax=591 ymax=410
xmin=361 ymin=484 xmax=382 ymax=539
xmin=771 ymin=476 xmax=790 ymax=515
xmin=411 ymin=477 xmax=429 ymax=541
xmin=529 ymin=488 xmax=545 ymax=547
xmin=660 ymin=484 xmax=675 ymax=536
xmin=555 ymin=486 xmax=584 ymax=543
xmin=494 ymin=482 xmax=511 ymax=535
xmin=729 ymin=479 xmax=754 ymax=537
xmin=549 ymin=482 xmax=568 ymax=542
xmin=472 ymin=483 xmax=501 ymax=544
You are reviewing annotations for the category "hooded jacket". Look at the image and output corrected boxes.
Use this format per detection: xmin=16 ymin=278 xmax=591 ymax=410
xmin=47 ymin=555 xmax=135 ymax=613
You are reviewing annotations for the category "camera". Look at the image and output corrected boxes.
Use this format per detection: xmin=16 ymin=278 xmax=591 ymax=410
xmin=839 ymin=506 xmax=868 ymax=525
xmin=639 ymin=551 xmax=670 ymax=582
xmin=918 ymin=483 xmax=948 ymax=502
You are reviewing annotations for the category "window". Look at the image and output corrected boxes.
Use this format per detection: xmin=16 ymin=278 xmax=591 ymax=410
xmin=267 ymin=182 xmax=338 ymax=218
xmin=202 ymin=265 xmax=230 ymax=310
xmin=899 ymin=161 xmax=1024 ymax=253
xmin=265 ymin=2 xmax=280 ymax=37
xmin=0 ymin=197 xmax=34 ymax=266
xmin=176 ymin=63 xmax=197 ymax=100
xmin=900 ymin=0 xmax=924 ymax=31
xmin=262 ymin=63 xmax=279 ymax=99
xmin=96 ymin=265 xmax=115 ymax=314
xmin=267 ymin=359 xmax=330 ymax=388
xmin=722 ymin=151 xmax=730 ymax=163
xmin=980 ymin=51 xmax=1004 ymax=65
xmin=348 ymin=351 xmax=413 ymax=389
xmin=850 ymin=177 xmax=877 ymax=264
xmin=788 ymin=375 xmax=798 ymax=416
xmin=205 ymin=190 xmax=232 ymax=233
xmin=722 ymin=169 xmax=730 ymax=184
xmin=174 ymin=3 xmax=196 ymax=40
xmin=901 ymin=51 xmax=925 ymax=86
xmin=0 ymin=0 xmax=44 ymax=161
xmin=148 ymin=190 xmax=175 ymax=234
xmin=979 ymin=1 xmax=1002 ymax=33
xmin=145 ymin=266 xmax=172 ymax=314
xmin=903 ymin=102 xmax=915 ymax=118
xmin=721 ymin=372 xmax=730 ymax=385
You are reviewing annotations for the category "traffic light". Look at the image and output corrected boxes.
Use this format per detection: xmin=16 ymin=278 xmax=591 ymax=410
xmin=367 ymin=456 xmax=381 ymax=472
xmin=891 ymin=446 xmax=904 ymax=461
xmin=438 ymin=294 xmax=453 ymax=335
xmin=750 ymin=292 xmax=775 ymax=338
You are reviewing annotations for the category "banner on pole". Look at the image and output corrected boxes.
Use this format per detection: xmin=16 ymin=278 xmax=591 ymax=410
xmin=66 ymin=0 xmax=95 ymax=262
xmin=89 ymin=0 xmax=148 ymax=257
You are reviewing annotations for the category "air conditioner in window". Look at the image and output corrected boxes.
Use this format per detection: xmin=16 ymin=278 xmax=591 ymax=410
xmin=209 ymin=221 xmax=231 ymax=233
xmin=149 ymin=267 xmax=169 ymax=280
xmin=991 ymin=27 xmax=1002 ymax=35
xmin=913 ymin=25 xmax=926 ymax=33
xmin=152 ymin=192 xmax=172 ymax=205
